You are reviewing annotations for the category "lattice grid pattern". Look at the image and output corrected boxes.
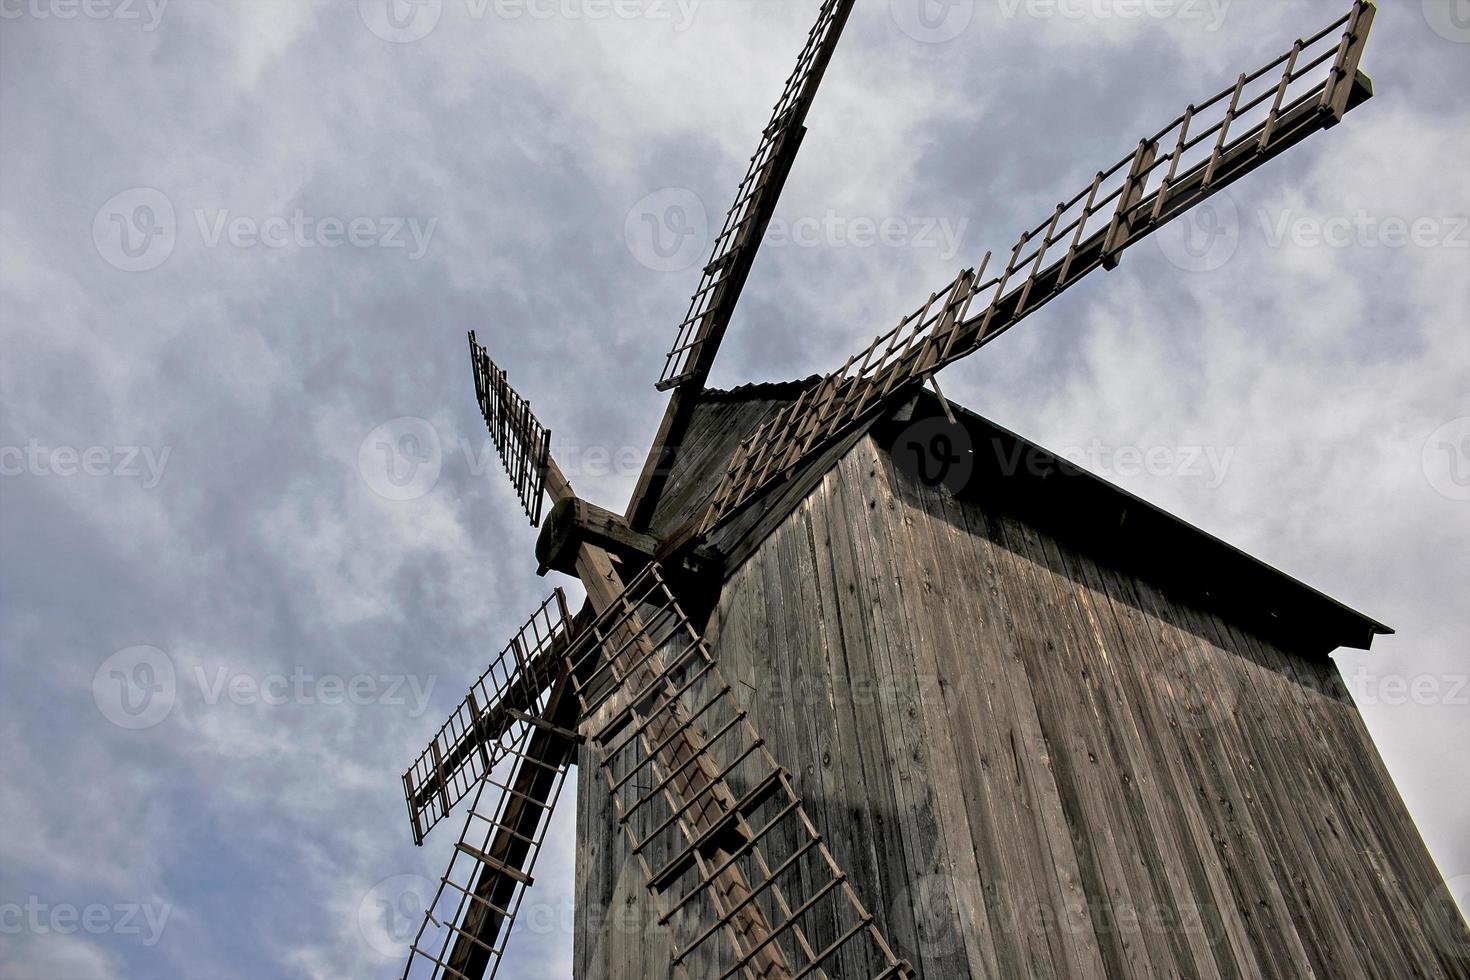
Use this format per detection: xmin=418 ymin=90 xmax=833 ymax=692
xmin=568 ymin=564 xmax=913 ymax=979
xmin=401 ymin=675 xmax=577 ymax=980
xmin=701 ymin=1 xmax=1375 ymax=535
xmin=402 ymin=590 xmax=574 ymax=845
xmin=469 ymin=331 xmax=553 ymax=525
xmin=657 ymin=0 xmax=857 ymax=391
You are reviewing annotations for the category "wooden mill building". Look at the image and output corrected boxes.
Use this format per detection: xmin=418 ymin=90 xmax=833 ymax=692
xmin=572 ymin=383 xmax=1470 ymax=979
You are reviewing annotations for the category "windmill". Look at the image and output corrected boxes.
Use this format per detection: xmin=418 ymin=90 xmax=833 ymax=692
xmin=391 ymin=4 xmax=1470 ymax=978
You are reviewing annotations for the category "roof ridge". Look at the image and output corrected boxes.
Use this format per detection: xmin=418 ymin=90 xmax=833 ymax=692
xmin=698 ymin=376 xmax=823 ymax=402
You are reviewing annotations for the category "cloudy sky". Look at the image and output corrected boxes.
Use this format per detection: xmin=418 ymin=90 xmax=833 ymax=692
xmin=1 ymin=0 xmax=1467 ymax=977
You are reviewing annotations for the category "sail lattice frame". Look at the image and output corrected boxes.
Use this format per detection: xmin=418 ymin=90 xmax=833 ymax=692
xmin=701 ymin=1 xmax=1376 ymax=535
xmin=401 ymin=671 xmax=577 ymax=980
xmin=657 ymin=0 xmax=857 ymax=391
xmin=402 ymin=589 xmax=574 ymax=845
xmin=470 ymin=331 xmax=553 ymax=525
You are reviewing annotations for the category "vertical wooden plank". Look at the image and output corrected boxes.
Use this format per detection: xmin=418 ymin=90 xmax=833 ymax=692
xmin=933 ymin=472 xmax=1108 ymax=979
xmin=868 ymin=444 xmax=1006 ymax=979
xmin=1026 ymin=525 xmax=1229 ymax=978
xmin=805 ymin=475 xmax=909 ymax=978
xmin=832 ymin=441 xmax=948 ymax=971
xmin=1060 ymin=552 xmax=1261 ymax=979
xmin=814 ymin=450 xmax=921 ymax=966
xmin=1193 ymin=612 xmax=1387 ymax=979
xmin=1100 ymin=569 xmax=1317 ymax=978
xmin=986 ymin=509 xmax=1169 ymax=978
xmin=1220 ymin=621 xmax=1453 ymax=978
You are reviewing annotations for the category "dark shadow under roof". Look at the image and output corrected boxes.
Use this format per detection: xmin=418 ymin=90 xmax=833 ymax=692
xmin=643 ymin=383 xmax=1392 ymax=656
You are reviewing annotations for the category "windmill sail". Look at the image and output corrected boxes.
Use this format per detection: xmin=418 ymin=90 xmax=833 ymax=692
xmin=568 ymin=563 xmax=913 ymax=979
xmin=401 ymin=671 xmax=579 ymax=980
xmin=700 ymin=1 xmax=1376 ymax=536
xmin=470 ymin=331 xmax=563 ymax=526
xmin=402 ymin=590 xmax=577 ymax=845
xmin=657 ymin=0 xmax=858 ymax=392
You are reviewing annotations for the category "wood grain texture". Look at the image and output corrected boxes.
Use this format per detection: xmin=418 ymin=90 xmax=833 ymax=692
xmin=576 ymin=395 xmax=1467 ymax=978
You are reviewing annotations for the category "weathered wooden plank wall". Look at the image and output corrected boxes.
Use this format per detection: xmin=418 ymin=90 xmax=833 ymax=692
xmin=575 ymin=406 xmax=1469 ymax=978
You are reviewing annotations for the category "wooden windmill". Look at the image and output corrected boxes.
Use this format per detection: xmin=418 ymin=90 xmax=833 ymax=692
xmin=396 ymin=2 xmax=1470 ymax=977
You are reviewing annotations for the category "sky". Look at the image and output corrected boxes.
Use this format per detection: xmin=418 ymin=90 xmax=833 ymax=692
xmin=1 ymin=0 xmax=1467 ymax=977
